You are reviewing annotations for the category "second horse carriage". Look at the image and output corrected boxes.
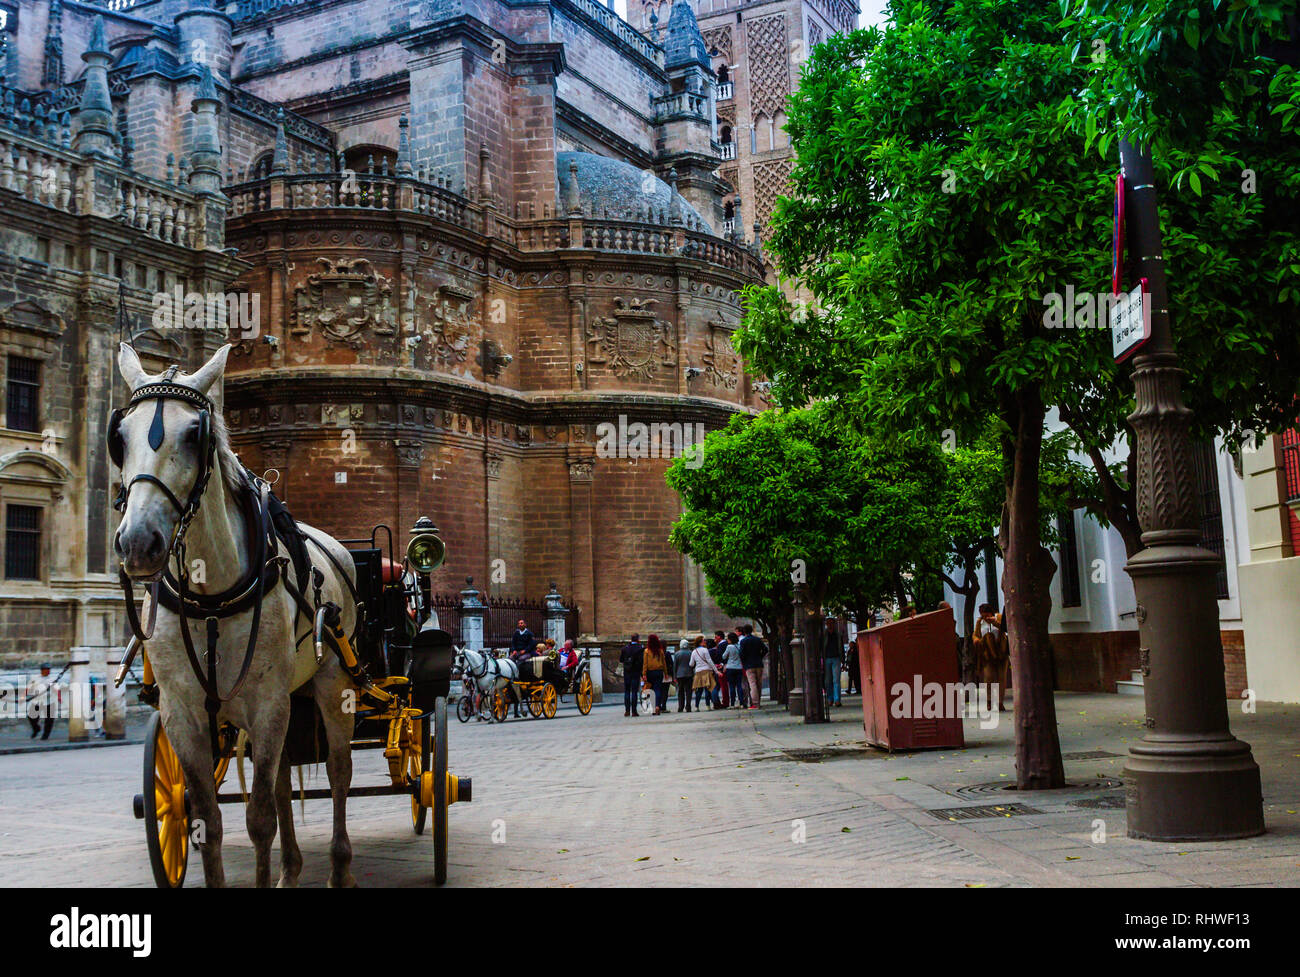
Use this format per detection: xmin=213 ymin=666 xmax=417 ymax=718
xmin=458 ymin=645 xmax=595 ymax=722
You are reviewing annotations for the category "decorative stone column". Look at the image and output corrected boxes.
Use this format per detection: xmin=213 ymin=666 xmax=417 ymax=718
xmin=544 ymin=582 xmax=567 ymax=645
xmin=73 ymin=16 xmax=114 ymax=158
xmin=459 ymin=577 xmax=486 ymax=651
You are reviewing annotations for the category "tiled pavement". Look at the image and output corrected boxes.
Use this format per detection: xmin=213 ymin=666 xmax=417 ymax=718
xmin=1 ymin=691 xmax=1297 ymax=887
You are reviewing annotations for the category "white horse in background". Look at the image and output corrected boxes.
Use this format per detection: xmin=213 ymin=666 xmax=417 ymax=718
xmin=458 ymin=648 xmax=523 ymax=715
xmin=113 ymin=343 xmax=358 ymax=887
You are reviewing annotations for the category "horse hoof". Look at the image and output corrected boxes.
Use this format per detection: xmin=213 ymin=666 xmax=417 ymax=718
xmin=328 ymin=874 xmax=358 ymax=888
xmin=277 ymin=876 xmax=301 ymax=888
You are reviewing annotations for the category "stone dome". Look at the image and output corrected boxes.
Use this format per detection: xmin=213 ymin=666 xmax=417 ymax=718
xmin=556 ymin=151 xmax=714 ymax=234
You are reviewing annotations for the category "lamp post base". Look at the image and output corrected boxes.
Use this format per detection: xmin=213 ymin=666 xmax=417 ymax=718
xmin=1125 ymin=742 xmax=1264 ymax=841
xmin=787 ymin=687 xmax=804 ymax=717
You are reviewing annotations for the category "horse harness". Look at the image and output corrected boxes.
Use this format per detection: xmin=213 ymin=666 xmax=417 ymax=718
xmin=112 ymin=369 xmax=360 ymax=760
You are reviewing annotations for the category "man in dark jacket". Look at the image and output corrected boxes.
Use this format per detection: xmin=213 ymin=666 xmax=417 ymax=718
xmin=510 ymin=620 xmax=536 ymax=654
xmin=619 ymin=634 xmax=644 ymax=717
xmin=737 ymin=624 xmax=767 ymax=709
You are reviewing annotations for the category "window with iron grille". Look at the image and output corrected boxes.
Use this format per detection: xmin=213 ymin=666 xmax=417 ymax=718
xmin=1280 ymin=428 xmax=1300 ymax=557
xmin=5 ymin=356 xmax=40 ymax=432
xmin=4 ymin=504 xmax=41 ymax=580
xmin=1057 ymin=511 xmax=1082 ymax=608
xmin=1191 ymin=441 xmax=1230 ymax=599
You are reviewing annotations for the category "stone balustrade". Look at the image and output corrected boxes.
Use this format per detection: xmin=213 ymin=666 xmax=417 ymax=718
xmin=653 ymin=90 xmax=709 ymax=122
xmin=225 ymin=169 xmax=764 ymax=278
xmin=2 ymin=93 xmax=218 ymax=250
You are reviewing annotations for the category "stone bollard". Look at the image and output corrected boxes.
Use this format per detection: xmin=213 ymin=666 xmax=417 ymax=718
xmin=103 ymin=646 xmax=126 ymax=740
xmin=584 ymin=647 xmax=603 ymax=703
xmin=68 ymin=648 xmax=90 ymax=741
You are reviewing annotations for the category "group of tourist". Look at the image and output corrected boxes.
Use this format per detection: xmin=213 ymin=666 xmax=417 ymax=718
xmin=617 ymin=626 xmax=771 ymax=717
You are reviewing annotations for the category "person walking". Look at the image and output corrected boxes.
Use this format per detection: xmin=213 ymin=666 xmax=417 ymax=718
xmin=689 ymin=636 xmax=717 ymax=710
xmin=643 ymin=634 xmax=668 ymax=716
xmin=673 ymin=638 xmax=695 ymax=712
xmin=845 ymin=628 xmax=861 ymax=696
xmin=721 ymin=632 xmax=746 ymax=708
xmin=708 ymin=635 xmax=727 ymax=708
xmin=620 ymin=634 xmax=644 ymax=717
xmin=823 ymin=619 xmax=843 ymax=706
xmin=737 ymin=624 xmax=767 ymax=709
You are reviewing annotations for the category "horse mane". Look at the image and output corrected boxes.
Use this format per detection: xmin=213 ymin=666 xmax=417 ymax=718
xmin=210 ymin=410 xmax=249 ymax=496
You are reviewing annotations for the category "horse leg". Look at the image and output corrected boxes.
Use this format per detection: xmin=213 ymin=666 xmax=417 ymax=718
xmin=314 ymin=666 xmax=356 ymax=888
xmin=246 ymin=708 xmax=289 ymax=888
xmin=166 ymin=715 xmax=226 ymax=888
xmin=274 ymin=750 xmax=303 ymax=887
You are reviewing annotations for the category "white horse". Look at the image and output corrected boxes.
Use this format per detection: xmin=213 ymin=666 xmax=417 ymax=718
xmin=113 ymin=343 xmax=358 ymax=887
xmin=458 ymin=648 xmax=519 ymax=695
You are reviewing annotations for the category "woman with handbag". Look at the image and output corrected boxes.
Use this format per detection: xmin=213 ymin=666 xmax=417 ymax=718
xmin=689 ymin=636 xmax=718 ymax=711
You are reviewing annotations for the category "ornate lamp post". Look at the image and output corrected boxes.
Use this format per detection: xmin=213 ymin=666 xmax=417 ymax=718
xmin=787 ymin=583 xmax=806 ymax=717
xmin=1119 ymin=141 xmax=1263 ymax=840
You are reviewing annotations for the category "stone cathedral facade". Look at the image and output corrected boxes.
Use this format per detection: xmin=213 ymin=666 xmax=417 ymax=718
xmin=0 ymin=0 xmax=865 ymax=670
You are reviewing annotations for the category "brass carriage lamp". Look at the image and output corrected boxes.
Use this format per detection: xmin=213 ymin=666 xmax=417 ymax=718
xmin=406 ymin=516 xmax=446 ymax=575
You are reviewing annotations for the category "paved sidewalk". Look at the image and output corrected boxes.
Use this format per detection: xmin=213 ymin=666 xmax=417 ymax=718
xmin=1 ymin=691 xmax=1296 ymax=886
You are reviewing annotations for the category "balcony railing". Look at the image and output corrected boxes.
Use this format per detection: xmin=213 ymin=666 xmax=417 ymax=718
xmin=1 ymin=99 xmax=212 ymax=250
xmin=654 ymin=90 xmax=709 ymax=122
xmin=226 ymin=167 xmax=765 ymax=280
xmin=719 ymin=142 xmax=737 ymax=160
xmin=717 ymin=82 xmax=734 ymax=101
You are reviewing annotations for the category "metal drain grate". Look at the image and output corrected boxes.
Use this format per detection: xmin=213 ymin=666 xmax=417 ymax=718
xmin=1062 ymin=750 xmax=1122 ymax=760
xmin=926 ymin=803 xmax=1042 ymax=822
xmin=951 ymin=777 xmax=1123 ymax=797
xmin=1071 ymin=795 xmax=1126 ymax=810
xmin=776 ymin=746 xmax=867 ymax=763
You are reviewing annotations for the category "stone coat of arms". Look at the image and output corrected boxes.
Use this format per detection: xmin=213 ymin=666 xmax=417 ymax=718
xmin=292 ymin=257 xmax=396 ymax=347
xmin=586 ymin=296 xmax=675 ymax=380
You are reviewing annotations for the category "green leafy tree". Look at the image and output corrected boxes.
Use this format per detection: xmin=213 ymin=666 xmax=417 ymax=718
xmin=666 ymin=405 xmax=950 ymax=706
xmin=1054 ymin=0 xmax=1300 ymax=553
xmin=736 ymin=0 xmax=1300 ymax=785
xmin=738 ymin=0 xmax=1122 ymax=787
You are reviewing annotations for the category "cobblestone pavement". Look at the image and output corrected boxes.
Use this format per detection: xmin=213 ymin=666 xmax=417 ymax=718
xmin=1 ymin=692 xmax=1298 ymax=887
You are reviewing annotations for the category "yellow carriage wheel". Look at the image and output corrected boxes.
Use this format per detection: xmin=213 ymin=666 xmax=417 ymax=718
xmin=575 ymin=672 xmax=593 ymax=716
xmin=142 ymin=712 xmax=189 ymax=888
xmin=540 ymin=683 xmax=558 ymax=719
xmin=491 ymin=691 xmax=509 ymax=723
xmin=527 ymin=687 xmax=543 ymax=718
xmin=409 ymin=717 xmax=430 ymax=835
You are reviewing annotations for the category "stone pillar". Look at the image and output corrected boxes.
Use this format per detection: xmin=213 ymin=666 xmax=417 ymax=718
xmin=544 ymin=582 xmax=567 ymax=644
xmin=567 ymin=456 xmax=596 ymax=637
xmin=104 ymin=644 xmax=127 ymax=740
xmin=585 ymin=647 xmax=604 ymax=702
xmin=459 ymin=578 xmax=486 ymax=650
xmin=68 ymin=648 xmax=91 ymax=742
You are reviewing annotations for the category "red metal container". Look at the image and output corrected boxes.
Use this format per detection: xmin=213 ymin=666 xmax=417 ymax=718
xmin=857 ymin=608 xmax=965 ymax=751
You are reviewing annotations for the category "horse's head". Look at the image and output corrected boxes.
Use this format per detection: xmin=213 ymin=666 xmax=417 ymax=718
xmin=111 ymin=343 xmax=230 ymax=580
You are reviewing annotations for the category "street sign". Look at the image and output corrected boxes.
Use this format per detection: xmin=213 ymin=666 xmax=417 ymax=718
xmin=1111 ymin=277 xmax=1150 ymax=363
